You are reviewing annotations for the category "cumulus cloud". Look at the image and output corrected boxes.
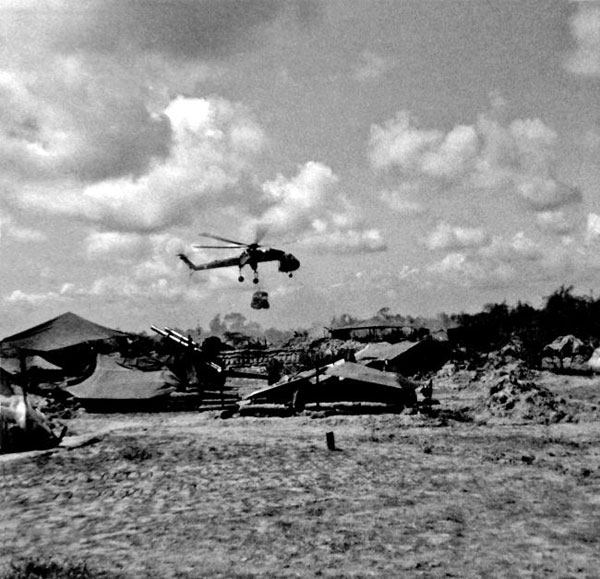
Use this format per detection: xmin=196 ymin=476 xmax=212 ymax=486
xmin=17 ymin=96 xmax=265 ymax=232
xmin=0 ymin=0 xmax=304 ymax=199
xmin=369 ymin=108 xmax=581 ymax=212
xmin=536 ymin=209 xmax=580 ymax=235
xmin=428 ymin=251 xmax=512 ymax=286
xmin=0 ymin=207 xmax=46 ymax=243
xmin=379 ymin=188 xmax=427 ymax=215
xmin=480 ymin=232 xmax=543 ymax=263
xmin=0 ymin=66 xmax=173 ymax=184
xmin=258 ymin=162 xmax=339 ymax=233
xmin=252 ymin=161 xmax=386 ymax=254
xmin=5 ymin=230 xmax=241 ymax=311
xmin=353 ymin=51 xmax=393 ymax=82
xmin=53 ymin=0 xmax=283 ymax=61
xmin=299 ymin=228 xmax=387 ymax=255
xmin=85 ymin=231 xmax=148 ymax=260
xmin=424 ymin=222 xmax=490 ymax=251
xmin=428 ymin=232 xmax=546 ymax=287
xmin=369 ymin=112 xmax=478 ymax=179
xmin=565 ymin=2 xmax=600 ymax=76
xmin=84 ymin=231 xmax=219 ymax=288
xmin=586 ymin=213 xmax=600 ymax=243
xmin=5 ymin=284 xmax=74 ymax=307
xmin=582 ymin=127 xmax=600 ymax=151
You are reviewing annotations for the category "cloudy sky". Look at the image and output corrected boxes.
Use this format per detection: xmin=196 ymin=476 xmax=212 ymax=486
xmin=1 ymin=0 xmax=599 ymax=335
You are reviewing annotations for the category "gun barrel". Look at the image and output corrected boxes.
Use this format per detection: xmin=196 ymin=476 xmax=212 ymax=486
xmin=165 ymin=328 xmax=193 ymax=343
xmin=150 ymin=325 xmax=168 ymax=337
xmin=151 ymin=325 xmax=206 ymax=354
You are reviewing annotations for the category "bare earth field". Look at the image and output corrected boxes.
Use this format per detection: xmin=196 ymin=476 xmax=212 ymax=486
xmin=1 ymin=374 xmax=599 ymax=578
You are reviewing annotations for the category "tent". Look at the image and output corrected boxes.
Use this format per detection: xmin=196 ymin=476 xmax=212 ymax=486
xmin=66 ymin=356 xmax=177 ymax=411
xmin=26 ymin=355 xmax=62 ymax=371
xmin=1 ymin=312 xmax=129 ymax=378
xmin=1 ymin=311 xmax=128 ymax=352
xmin=244 ymin=360 xmax=417 ymax=410
xmin=356 ymin=340 xmax=450 ymax=375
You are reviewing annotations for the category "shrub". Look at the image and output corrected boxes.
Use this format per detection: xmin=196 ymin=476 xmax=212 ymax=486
xmin=2 ymin=557 xmax=109 ymax=579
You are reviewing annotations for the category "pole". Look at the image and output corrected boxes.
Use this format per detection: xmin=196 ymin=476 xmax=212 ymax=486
xmin=326 ymin=431 xmax=336 ymax=451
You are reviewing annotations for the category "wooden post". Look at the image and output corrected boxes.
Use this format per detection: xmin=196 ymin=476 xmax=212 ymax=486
xmin=314 ymin=363 xmax=320 ymax=409
xmin=19 ymin=351 xmax=28 ymax=401
xmin=292 ymin=388 xmax=305 ymax=413
xmin=326 ymin=431 xmax=336 ymax=451
xmin=220 ymin=374 xmax=225 ymax=410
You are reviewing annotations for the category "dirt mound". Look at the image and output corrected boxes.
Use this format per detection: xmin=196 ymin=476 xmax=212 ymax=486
xmin=476 ymin=375 xmax=572 ymax=424
xmin=435 ymin=360 xmax=537 ymax=391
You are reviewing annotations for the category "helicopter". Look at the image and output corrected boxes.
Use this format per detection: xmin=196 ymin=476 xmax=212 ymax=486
xmin=178 ymin=232 xmax=300 ymax=284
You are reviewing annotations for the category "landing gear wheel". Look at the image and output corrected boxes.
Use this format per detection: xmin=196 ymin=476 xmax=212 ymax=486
xmin=238 ymin=276 xmax=244 ymax=282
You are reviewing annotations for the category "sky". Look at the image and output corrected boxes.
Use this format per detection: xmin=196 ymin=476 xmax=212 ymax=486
xmin=0 ymin=0 xmax=599 ymax=336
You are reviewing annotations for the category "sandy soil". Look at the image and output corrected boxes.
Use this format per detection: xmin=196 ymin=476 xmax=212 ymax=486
xmin=1 ymin=374 xmax=599 ymax=578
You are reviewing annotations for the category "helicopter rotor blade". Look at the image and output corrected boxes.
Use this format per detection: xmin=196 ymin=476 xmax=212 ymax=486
xmin=193 ymin=245 xmax=241 ymax=249
xmin=198 ymin=232 xmax=247 ymax=246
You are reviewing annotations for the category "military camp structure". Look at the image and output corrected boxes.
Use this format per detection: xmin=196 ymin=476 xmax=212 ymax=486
xmin=355 ymin=340 xmax=450 ymax=376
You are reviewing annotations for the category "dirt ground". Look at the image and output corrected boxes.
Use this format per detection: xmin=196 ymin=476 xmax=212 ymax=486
xmin=1 ymin=373 xmax=599 ymax=578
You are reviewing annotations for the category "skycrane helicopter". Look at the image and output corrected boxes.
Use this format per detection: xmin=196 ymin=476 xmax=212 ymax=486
xmin=178 ymin=232 xmax=300 ymax=284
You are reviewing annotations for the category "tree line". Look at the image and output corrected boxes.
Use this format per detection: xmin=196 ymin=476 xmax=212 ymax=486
xmin=131 ymin=286 xmax=599 ymax=362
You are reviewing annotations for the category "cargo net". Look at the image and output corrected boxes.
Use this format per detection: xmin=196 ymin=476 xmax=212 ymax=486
xmin=251 ymin=290 xmax=270 ymax=310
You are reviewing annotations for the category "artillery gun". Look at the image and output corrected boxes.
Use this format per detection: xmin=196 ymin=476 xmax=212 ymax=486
xmin=151 ymin=326 xmax=234 ymax=410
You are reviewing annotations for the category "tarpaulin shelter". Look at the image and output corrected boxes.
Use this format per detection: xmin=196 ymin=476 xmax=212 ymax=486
xmin=244 ymin=360 xmax=416 ymax=410
xmin=356 ymin=340 xmax=450 ymax=375
xmin=66 ymin=355 xmax=177 ymax=411
xmin=1 ymin=311 xmax=128 ymax=352
xmin=0 ymin=312 xmax=129 ymax=376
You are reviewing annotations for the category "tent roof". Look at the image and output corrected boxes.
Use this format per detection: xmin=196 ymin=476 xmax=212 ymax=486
xmin=1 ymin=312 xmax=128 ymax=352
xmin=26 ymin=355 xmax=62 ymax=371
xmin=66 ymin=356 xmax=176 ymax=400
xmin=327 ymin=361 xmax=416 ymax=389
xmin=329 ymin=318 xmax=414 ymax=331
xmin=245 ymin=359 xmax=416 ymax=401
xmin=329 ymin=317 xmax=460 ymax=333
xmin=355 ymin=341 xmax=417 ymax=361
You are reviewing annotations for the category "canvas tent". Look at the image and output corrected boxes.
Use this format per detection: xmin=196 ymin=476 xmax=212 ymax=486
xmin=66 ymin=355 xmax=177 ymax=411
xmin=1 ymin=311 xmax=127 ymax=352
xmin=244 ymin=360 xmax=417 ymax=410
xmin=356 ymin=340 xmax=450 ymax=375
xmin=1 ymin=312 xmax=129 ymax=377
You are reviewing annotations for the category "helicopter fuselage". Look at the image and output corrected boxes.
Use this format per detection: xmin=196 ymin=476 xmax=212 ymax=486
xmin=240 ymin=247 xmax=300 ymax=273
